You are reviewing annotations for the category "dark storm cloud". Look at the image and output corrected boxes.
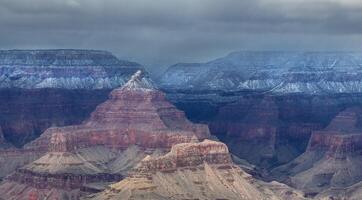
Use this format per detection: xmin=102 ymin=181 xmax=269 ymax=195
xmin=1 ymin=0 xmax=362 ymax=75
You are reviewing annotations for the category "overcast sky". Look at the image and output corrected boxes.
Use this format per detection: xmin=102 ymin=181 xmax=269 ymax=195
xmin=1 ymin=0 xmax=362 ymax=74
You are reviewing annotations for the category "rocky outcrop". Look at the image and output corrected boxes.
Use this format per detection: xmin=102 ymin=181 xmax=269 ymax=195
xmin=272 ymin=107 xmax=362 ymax=196
xmin=136 ymin=139 xmax=231 ymax=173
xmin=0 ymin=70 xmax=211 ymax=199
xmin=0 ymin=49 xmax=143 ymax=146
xmin=87 ymin=140 xmax=306 ymax=200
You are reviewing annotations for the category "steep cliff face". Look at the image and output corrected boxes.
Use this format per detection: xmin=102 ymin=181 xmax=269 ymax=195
xmin=272 ymin=107 xmax=362 ymax=196
xmin=0 ymin=88 xmax=112 ymax=147
xmin=210 ymin=97 xmax=280 ymax=167
xmin=87 ymin=140 xmax=306 ymax=200
xmin=0 ymin=70 xmax=211 ymax=199
xmin=0 ymin=49 xmax=143 ymax=146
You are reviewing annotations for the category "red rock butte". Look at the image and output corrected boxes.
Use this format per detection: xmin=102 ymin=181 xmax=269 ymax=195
xmin=25 ymin=70 xmax=210 ymax=152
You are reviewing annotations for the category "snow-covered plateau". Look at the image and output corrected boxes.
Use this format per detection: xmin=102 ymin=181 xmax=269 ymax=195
xmin=160 ymin=51 xmax=362 ymax=95
xmin=0 ymin=49 xmax=142 ymax=89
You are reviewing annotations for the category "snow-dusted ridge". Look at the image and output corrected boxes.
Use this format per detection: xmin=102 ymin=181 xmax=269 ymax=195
xmin=0 ymin=49 xmax=143 ymax=89
xmin=160 ymin=51 xmax=362 ymax=95
xmin=121 ymin=70 xmax=157 ymax=91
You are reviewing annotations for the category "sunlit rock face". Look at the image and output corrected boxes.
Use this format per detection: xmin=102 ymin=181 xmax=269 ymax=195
xmin=0 ymin=70 xmax=211 ymax=199
xmin=0 ymin=49 xmax=143 ymax=146
xmin=87 ymin=140 xmax=306 ymax=200
xmin=272 ymin=107 xmax=362 ymax=196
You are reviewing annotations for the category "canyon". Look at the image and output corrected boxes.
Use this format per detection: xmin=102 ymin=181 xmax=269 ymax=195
xmin=272 ymin=107 xmax=362 ymax=197
xmin=2 ymin=50 xmax=362 ymax=199
xmin=0 ymin=70 xmax=211 ymax=199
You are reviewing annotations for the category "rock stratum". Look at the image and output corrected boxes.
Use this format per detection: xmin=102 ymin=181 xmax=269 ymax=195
xmin=0 ymin=70 xmax=211 ymax=199
xmin=87 ymin=140 xmax=306 ymax=200
xmin=0 ymin=49 xmax=143 ymax=146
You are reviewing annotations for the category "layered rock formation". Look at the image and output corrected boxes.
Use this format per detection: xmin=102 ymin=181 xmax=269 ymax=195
xmin=0 ymin=70 xmax=210 ymax=199
xmin=159 ymin=51 xmax=362 ymax=170
xmin=0 ymin=49 xmax=142 ymax=146
xmin=0 ymin=49 xmax=141 ymax=89
xmin=160 ymin=51 xmax=362 ymax=94
xmin=25 ymin=70 xmax=210 ymax=152
xmin=87 ymin=140 xmax=306 ymax=200
xmin=272 ymin=107 xmax=362 ymax=196
xmin=0 ymin=133 xmax=123 ymax=199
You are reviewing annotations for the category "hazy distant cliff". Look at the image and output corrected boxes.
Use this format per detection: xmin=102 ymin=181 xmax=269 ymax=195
xmin=160 ymin=51 xmax=362 ymax=95
xmin=0 ymin=49 xmax=142 ymax=89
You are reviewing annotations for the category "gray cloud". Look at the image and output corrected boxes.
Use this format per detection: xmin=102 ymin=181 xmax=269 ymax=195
xmin=1 ymin=0 xmax=362 ymax=76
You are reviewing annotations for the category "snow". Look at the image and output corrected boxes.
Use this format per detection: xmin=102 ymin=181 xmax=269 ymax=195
xmin=122 ymin=70 xmax=157 ymax=91
xmin=160 ymin=51 xmax=362 ymax=95
xmin=0 ymin=50 xmax=142 ymax=89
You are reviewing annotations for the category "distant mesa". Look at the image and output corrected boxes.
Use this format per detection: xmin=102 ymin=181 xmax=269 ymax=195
xmin=0 ymin=49 xmax=143 ymax=89
xmin=160 ymin=51 xmax=362 ymax=95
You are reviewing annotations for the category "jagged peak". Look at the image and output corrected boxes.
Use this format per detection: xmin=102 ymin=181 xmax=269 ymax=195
xmin=121 ymin=70 xmax=157 ymax=91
